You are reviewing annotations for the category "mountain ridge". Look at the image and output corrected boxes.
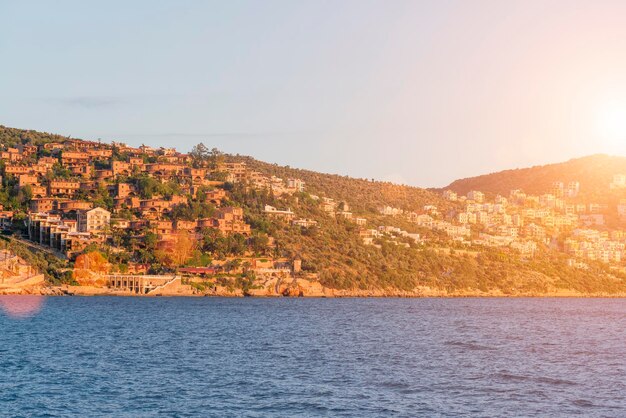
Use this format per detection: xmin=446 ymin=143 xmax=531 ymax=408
xmin=443 ymin=154 xmax=626 ymax=198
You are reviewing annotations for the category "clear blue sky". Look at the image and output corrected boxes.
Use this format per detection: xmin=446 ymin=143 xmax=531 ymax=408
xmin=2 ymin=0 xmax=626 ymax=187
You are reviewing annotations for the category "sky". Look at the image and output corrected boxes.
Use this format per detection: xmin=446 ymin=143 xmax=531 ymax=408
xmin=2 ymin=0 xmax=626 ymax=187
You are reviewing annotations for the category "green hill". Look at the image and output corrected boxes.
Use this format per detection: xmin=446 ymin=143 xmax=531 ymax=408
xmin=443 ymin=154 xmax=626 ymax=201
xmin=236 ymin=156 xmax=449 ymax=214
xmin=3 ymin=124 xmax=626 ymax=296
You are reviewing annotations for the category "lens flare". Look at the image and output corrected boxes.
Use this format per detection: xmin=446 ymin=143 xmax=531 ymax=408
xmin=0 ymin=296 xmax=46 ymax=319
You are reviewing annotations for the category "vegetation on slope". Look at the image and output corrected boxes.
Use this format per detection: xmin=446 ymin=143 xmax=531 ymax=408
xmin=444 ymin=154 xmax=626 ymax=199
xmin=3 ymin=124 xmax=626 ymax=294
xmin=236 ymin=156 xmax=450 ymax=214
xmin=0 ymin=125 xmax=76 ymax=147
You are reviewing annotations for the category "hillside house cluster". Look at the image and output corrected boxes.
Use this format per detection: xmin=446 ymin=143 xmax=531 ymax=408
xmin=371 ymin=178 xmax=626 ymax=262
xmin=360 ymin=226 xmax=422 ymax=248
xmin=9 ymin=134 xmax=626 ymax=276
xmin=2 ymin=140 xmax=307 ymax=258
xmin=434 ymin=181 xmax=626 ymax=262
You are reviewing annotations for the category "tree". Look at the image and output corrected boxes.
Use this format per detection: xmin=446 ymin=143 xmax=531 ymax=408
xmin=224 ymin=258 xmax=242 ymax=273
xmin=171 ymin=231 xmax=198 ymax=267
xmin=209 ymin=147 xmax=225 ymax=170
xmin=73 ymin=251 xmax=110 ymax=286
xmin=17 ymin=185 xmax=33 ymax=204
xmin=144 ymin=232 xmax=158 ymax=251
xmin=249 ymin=233 xmax=269 ymax=254
xmin=190 ymin=143 xmax=210 ymax=168
xmin=155 ymin=231 xmax=198 ymax=268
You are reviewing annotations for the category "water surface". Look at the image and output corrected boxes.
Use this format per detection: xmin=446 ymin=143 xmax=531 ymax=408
xmin=1 ymin=297 xmax=625 ymax=417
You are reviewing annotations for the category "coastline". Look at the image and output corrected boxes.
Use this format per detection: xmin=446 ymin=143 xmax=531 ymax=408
xmin=3 ymin=284 xmax=626 ymax=298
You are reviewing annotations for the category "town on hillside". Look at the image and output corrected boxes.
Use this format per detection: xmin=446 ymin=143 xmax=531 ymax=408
xmin=378 ymin=179 xmax=626 ymax=269
xmin=2 ymin=130 xmax=626 ymax=295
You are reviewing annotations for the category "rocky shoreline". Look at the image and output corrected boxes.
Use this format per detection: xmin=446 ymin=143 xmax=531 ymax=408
xmin=3 ymin=283 xmax=626 ymax=298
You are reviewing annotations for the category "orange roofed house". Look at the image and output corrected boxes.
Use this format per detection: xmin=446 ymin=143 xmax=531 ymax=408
xmin=49 ymin=180 xmax=81 ymax=198
xmin=198 ymin=207 xmax=251 ymax=235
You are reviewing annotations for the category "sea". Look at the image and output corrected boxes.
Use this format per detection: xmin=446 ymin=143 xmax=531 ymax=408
xmin=1 ymin=297 xmax=625 ymax=417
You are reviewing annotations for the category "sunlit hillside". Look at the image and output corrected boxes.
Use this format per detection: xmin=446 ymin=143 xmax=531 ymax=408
xmin=444 ymin=154 xmax=626 ymax=201
xmin=2 ymin=125 xmax=626 ymax=296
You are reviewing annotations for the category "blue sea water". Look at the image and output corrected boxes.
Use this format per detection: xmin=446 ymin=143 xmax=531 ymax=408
xmin=1 ymin=297 xmax=625 ymax=417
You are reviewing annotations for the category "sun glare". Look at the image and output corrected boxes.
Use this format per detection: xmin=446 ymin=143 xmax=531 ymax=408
xmin=596 ymin=101 xmax=626 ymax=149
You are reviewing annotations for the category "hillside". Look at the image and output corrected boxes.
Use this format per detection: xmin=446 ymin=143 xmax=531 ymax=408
xmin=2 ymin=124 xmax=626 ymax=297
xmin=0 ymin=125 xmax=77 ymax=147
xmin=235 ymin=156 xmax=449 ymax=214
xmin=444 ymin=154 xmax=626 ymax=199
